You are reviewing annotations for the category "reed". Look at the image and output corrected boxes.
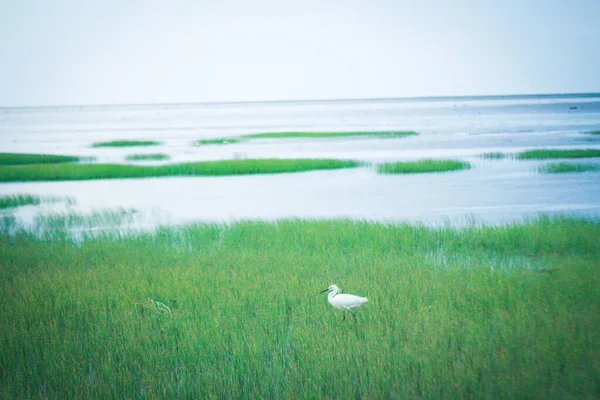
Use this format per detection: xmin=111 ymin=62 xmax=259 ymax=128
xmin=480 ymin=152 xmax=509 ymax=160
xmin=0 ymin=194 xmax=41 ymax=209
xmin=0 ymin=153 xmax=80 ymax=165
xmin=0 ymin=158 xmax=361 ymax=182
xmin=516 ymin=149 xmax=600 ymax=160
xmin=125 ymin=153 xmax=170 ymax=161
xmin=240 ymin=131 xmax=418 ymax=139
xmin=377 ymin=159 xmax=471 ymax=174
xmin=538 ymin=162 xmax=600 ymax=173
xmin=92 ymin=140 xmax=162 ymax=147
xmin=194 ymin=138 xmax=239 ymax=145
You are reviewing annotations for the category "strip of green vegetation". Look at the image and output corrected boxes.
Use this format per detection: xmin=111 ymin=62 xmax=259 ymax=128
xmin=125 ymin=153 xmax=170 ymax=161
xmin=480 ymin=152 xmax=509 ymax=160
xmin=194 ymin=138 xmax=239 ymax=145
xmin=585 ymin=130 xmax=600 ymax=135
xmin=0 ymin=158 xmax=360 ymax=182
xmin=92 ymin=140 xmax=162 ymax=148
xmin=0 ymin=195 xmax=75 ymax=211
xmin=377 ymin=159 xmax=471 ymax=174
xmin=0 ymin=195 xmax=41 ymax=209
xmin=0 ymin=216 xmax=598 ymax=398
xmin=517 ymin=149 xmax=600 ymax=160
xmin=0 ymin=153 xmax=80 ymax=165
xmin=538 ymin=162 xmax=600 ymax=173
xmin=240 ymin=131 xmax=418 ymax=139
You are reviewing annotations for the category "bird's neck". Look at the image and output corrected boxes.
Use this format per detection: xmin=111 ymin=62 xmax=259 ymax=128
xmin=328 ymin=290 xmax=339 ymax=300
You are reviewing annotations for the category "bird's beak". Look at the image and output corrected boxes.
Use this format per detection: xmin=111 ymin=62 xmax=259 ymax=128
xmin=319 ymin=288 xmax=329 ymax=294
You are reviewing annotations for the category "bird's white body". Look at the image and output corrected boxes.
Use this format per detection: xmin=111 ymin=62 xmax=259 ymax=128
xmin=323 ymin=285 xmax=368 ymax=311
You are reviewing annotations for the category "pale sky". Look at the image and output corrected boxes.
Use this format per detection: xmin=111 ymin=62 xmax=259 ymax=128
xmin=1 ymin=0 xmax=599 ymax=107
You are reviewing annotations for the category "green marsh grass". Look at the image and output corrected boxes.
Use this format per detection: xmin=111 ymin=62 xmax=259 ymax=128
xmin=125 ymin=153 xmax=170 ymax=161
xmin=92 ymin=140 xmax=162 ymax=148
xmin=538 ymin=162 xmax=600 ymax=173
xmin=0 ymin=216 xmax=598 ymax=398
xmin=516 ymin=148 xmax=600 ymax=160
xmin=240 ymin=131 xmax=418 ymax=139
xmin=585 ymin=130 xmax=600 ymax=135
xmin=0 ymin=153 xmax=80 ymax=165
xmin=0 ymin=195 xmax=41 ymax=209
xmin=0 ymin=158 xmax=360 ymax=182
xmin=31 ymin=209 xmax=141 ymax=240
xmin=0 ymin=195 xmax=74 ymax=211
xmin=377 ymin=159 xmax=471 ymax=174
xmin=194 ymin=138 xmax=239 ymax=145
xmin=480 ymin=152 xmax=509 ymax=160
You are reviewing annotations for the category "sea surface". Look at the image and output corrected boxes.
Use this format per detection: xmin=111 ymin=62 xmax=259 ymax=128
xmin=1 ymin=93 xmax=600 ymax=229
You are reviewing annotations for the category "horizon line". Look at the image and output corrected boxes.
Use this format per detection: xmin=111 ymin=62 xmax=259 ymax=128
xmin=2 ymin=91 xmax=599 ymax=110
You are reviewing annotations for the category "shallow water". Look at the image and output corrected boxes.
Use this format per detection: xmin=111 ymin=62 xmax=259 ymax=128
xmin=1 ymin=93 xmax=600 ymax=227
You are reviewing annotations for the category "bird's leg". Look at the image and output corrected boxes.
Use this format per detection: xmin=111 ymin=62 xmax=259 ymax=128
xmin=342 ymin=312 xmax=346 ymax=321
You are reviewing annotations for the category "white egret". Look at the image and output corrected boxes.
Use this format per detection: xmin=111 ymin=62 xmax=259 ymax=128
xmin=320 ymin=284 xmax=368 ymax=320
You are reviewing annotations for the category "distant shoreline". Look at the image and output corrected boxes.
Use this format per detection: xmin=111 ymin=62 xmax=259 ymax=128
xmin=2 ymin=92 xmax=599 ymax=111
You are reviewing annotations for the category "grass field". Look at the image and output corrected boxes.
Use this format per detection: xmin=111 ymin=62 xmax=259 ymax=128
xmin=0 ymin=158 xmax=360 ymax=182
xmin=538 ymin=162 xmax=600 ymax=173
xmin=193 ymin=138 xmax=239 ymax=145
xmin=92 ymin=140 xmax=162 ymax=148
xmin=0 ymin=216 xmax=598 ymax=398
xmin=517 ymin=149 xmax=600 ymax=160
xmin=0 ymin=195 xmax=42 ymax=209
xmin=377 ymin=159 xmax=471 ymax=174
xmin=240 ymin=131 xmax=418 ymax=139
xmin=0 ymin=153 xmax=80 ymax=165
xmin=125 ymin=153 xmax=171 ymax=161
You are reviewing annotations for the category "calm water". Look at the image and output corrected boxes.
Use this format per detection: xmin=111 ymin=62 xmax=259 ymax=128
xmin=1 ymin=93 xmax=600 ymax=227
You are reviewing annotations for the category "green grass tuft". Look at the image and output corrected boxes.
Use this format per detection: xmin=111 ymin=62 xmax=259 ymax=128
xmin=517 ymin=149 xmax=600 ymax=160
xmin=0 ymin=195 xmax=75 ymax=211
xmin=125 ymin=153 xmax=170 ymax=161
xmin=0 ymin=195 xmax=42 ymax=209
xmin=480 ymin=152 xmax=509 ymax=160
xmin=0 ymin=153 xmax=80 ymax=165
xmin=240 ymin=131 xmax=418 ymax=139
xmin=538 ymin=162 xmax=600 ymax=173
xmin=0 ymin=216 xmax=598 ymax=398
xmin=92 ymin=140 xmax=162 ymax=148
xmin=0 ymin=158 xmax=361 ymax=182
xmin=377 ymin=159 xmax=471 ymax=174
xmin=194 ymin=138 xmax=239 ymax=145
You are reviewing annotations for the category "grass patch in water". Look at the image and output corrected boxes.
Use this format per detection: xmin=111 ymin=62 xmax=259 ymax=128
xmin=517 ymin=149 xmax=600 ymax=160
xmin=0 ymin=195 xmax=75 ymax=210
xmin=194 ymin=138 xmax=239 ymax=145
xmin=480 ymin=152 xmax=509 ymax=160
xmin=0 ymin=158 xmax=360 ymax=182
xmin=0 ymin=216 xmax=598 ymax=398
xmin=585 ymin=130 xmax=600 ymax=135
xmin=538 ymin=162 xmax=600 ymax=173
xmin=240 ymin=131 xmax=418 ymax=139
xmin=92 ymin=140 xmax=162 ymax=148
xmin=125 ymin=153 xmax=170 ymax=161
xmin=0 ymin=195 xmax=42 ymax=209
xmin=0 ymin=153 xmax=80 ymax=165
xmin=377 ymin=159 xmax=471 ymax=174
